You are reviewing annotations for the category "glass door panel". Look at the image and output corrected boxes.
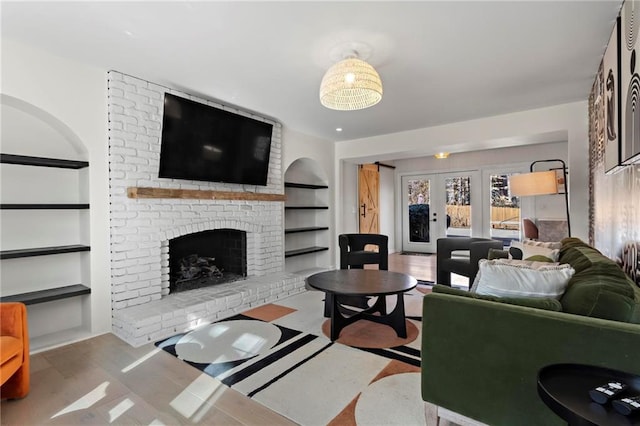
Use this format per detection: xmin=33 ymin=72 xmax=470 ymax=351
xmin=402 ymin=175 xmax=439 ymax=253
xmin=445 ymin=175 xmax=472 ymax=237
xmin=408 ymin=178 xmax=431 ymax=243
xmin=489 ymin=173 xmax=521 ymax=246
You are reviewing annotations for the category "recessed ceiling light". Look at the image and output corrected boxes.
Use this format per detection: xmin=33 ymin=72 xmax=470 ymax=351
xmin=124 ymin=30 xmax=133 ymax=37
xmin=336 ymin=128 xmax=343 ymax=132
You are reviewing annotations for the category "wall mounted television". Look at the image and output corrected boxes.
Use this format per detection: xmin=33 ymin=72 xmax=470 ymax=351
xmin=159 ymin=93 xmax=273 ymax=186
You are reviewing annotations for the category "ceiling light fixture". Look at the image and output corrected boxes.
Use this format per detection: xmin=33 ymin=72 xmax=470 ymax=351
xmin=319 ymin=46 xmax=383 ymax=111
xmin=434 ymin=152 xmax=450 ymax=159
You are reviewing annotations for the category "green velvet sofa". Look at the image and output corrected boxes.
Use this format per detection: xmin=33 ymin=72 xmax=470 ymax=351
xmin=421 ymin=238 xmax=640 ymax=425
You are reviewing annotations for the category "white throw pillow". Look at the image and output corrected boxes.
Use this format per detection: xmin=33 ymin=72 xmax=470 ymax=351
xmin=471 ymin=259 xmax=574 ymax=299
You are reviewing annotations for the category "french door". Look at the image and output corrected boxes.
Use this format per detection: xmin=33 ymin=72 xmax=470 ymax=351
xmin=482 ymin=166 xmax=533 ymax=245
xmin=401 ymin=170 xmax=481 ymax=253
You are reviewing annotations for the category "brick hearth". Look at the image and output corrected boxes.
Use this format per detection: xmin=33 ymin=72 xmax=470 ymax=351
xmin=112 ymin=272 xmax=305 ymax=347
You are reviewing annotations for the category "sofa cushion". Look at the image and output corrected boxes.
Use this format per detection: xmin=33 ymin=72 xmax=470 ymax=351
xmin=560 ymin=263 xmax=640 ymax=323
xmin=557 ymin=238 xmax=640 ymax=324
xmin=560 ymin=237 xmax=592 ymax=251
xmin=559 ymin=245 xmax=616 ymax=274
xmin=471 ymin=259 xmax=574 ymax=299
xmin=433 ymin=284 xmax=563 ymax=311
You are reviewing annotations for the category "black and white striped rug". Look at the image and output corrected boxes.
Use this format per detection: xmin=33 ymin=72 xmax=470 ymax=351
xmin=156 ymin=288 xmax=428 ymax=425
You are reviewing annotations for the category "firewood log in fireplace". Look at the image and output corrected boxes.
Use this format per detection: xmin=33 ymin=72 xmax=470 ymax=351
xmin=177 ymin=254 xmax=223 ymax=282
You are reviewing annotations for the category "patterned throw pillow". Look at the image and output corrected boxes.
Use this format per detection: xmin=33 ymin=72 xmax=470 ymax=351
xmin=471 ymin=258 xmax=575 ymax=299
xmin=523 ymin=239 xmax=562 ymax=250
xmin=510 ymin=240 xmax=560 ymax=262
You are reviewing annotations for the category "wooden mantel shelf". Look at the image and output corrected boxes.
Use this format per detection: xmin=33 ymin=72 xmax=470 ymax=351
xmin=127 ymin=187 xmax=286 ymax=201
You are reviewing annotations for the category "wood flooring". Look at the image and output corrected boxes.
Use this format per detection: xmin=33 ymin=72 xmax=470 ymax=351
xmin=0 ymin=253 xmax=463 ymax=425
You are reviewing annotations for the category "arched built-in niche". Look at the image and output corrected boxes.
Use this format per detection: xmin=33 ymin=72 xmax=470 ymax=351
xmin=0 ymin=95 xmax=91 ymax=351
xmin=284 ymin=158 xmax=331 ymax=275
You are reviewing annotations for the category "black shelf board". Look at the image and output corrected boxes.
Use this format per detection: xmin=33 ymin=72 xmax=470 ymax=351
xmin=284 ymin=226 xmax=329 ymax=234
xmin=285 ymin=206 xmax=329 ymax=210
xmin=0 ymin=154 xmax=89 ymax=169
xmin=284 ymin=182 xmax=329 ymax=189
xmin=1 ymin=203 xmax=90 ymax=210
xmin=285 ymin=246 xmax=329 ymax=258
xmin=0 ymin=284 xmax=91 ymax=305
xmin=1 ymin=244 xmax=91 ymax=259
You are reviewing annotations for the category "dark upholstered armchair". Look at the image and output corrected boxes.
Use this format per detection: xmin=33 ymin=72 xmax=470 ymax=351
xmin=323 ymin=234 xmax=389 ymax=314
xmin=339 ymin=233 xmax=388 ymax=270
xmin=436 ymin=237 xmax=504 ymax=287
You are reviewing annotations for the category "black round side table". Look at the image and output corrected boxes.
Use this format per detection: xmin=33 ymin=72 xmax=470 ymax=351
xmin=538 ymin=364 xmax=640 ymax=425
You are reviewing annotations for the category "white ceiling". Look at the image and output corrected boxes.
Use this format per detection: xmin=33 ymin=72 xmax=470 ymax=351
xmin=1 ymin=1 xmax=621 ymax=143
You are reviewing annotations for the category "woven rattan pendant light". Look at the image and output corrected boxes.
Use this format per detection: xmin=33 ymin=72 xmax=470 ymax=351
xmin=319 ymin=51 xmax=383 ymax=111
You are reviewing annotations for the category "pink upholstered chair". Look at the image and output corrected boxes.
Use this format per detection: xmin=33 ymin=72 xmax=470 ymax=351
xmin=523 ymin=218 xmax=539 ymax=240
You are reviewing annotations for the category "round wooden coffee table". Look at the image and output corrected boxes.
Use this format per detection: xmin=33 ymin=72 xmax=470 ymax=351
xmin=306 ymin=269 xmax=417 ymax=341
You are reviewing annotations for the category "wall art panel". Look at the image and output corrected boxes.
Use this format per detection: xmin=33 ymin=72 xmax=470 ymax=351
xmin=621 ymin=0 xmax=640 ymax=165
xmin=604 ymin=17 xmax=622 ymax=173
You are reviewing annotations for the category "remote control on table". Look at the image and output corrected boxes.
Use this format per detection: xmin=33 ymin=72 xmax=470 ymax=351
xmin=612 ymin=396 xmax=640 ymax=416
xmin=589 ymin=381 xmax=628 ymax=404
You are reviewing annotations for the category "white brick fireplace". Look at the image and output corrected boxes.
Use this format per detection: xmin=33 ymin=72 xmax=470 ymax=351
xmin=107 ymin=71 xmax=304 ymax=347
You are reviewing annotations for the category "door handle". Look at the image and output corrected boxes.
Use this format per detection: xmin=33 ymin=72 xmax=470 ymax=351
xmin=360 ymin=204 xmax=366 ymax=218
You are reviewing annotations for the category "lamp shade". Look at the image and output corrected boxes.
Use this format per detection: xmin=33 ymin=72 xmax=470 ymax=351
xmin=509 ymin=170 xmax=558 ymax=196
xmin=319 ymin=57 xmax=383 ymax=111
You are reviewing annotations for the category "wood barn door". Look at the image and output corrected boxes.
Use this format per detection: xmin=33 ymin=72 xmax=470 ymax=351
xmin=358 ymin=164 xmax=380 ymax=235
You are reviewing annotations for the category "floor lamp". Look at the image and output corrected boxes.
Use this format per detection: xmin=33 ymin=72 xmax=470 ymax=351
xmin=509 ymin=159 xmax=571 ymax=237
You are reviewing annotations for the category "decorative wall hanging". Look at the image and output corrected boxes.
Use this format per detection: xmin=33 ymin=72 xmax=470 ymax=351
xmin=588 ymin=62 xmax=605 ymax=245
xmin=604 ymin=17 xmax=623 ymax=173
xmin=621 ymin=0 xmax=640 ymax=165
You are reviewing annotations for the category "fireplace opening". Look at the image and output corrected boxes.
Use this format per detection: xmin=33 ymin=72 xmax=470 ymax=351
xmin=169 ymin=229 xmax=247 ymax=293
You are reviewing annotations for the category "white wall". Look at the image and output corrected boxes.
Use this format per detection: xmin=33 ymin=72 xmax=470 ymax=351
xmin=283 ymin=127 xmax=334 ymax=178
xmin=1 ymin=39 xmax=111 ymax=347
xmin=335 ymin=102 xmax=590 ymax=247
xmin=339 ymin=161 xmax=359 ymax=236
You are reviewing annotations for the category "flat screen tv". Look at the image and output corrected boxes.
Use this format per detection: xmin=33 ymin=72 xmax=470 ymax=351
xmin=159 ymin=93 xmax=273 ymax=186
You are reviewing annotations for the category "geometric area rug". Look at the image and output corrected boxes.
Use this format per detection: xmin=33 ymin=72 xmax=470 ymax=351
xmin=156 ymin=285 xmax=430 ymax=425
